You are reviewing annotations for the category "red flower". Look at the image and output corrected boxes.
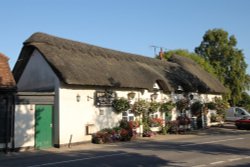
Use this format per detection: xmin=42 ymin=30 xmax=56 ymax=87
xmin=150 ymin=118 xmax=164 ymax=127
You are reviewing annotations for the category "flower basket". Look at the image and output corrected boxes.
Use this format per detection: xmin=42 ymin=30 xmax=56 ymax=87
xmin=149 ymin=101 xmax=160 ymax=113
xmin=150 ymin=126 xmax=162 ymax=132
xmin=149 ymin=118 xmax=164 ymax=127
xmin=112 ymin=98 xmax=130 ymax=114
xmin=160 ymin=101 xmax=175 ymax=113
xmin=132 ymin=100 xmax=150 ymax=116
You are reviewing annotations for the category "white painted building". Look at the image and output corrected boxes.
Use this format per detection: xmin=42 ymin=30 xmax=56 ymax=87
xmin=11 ymin=32 xmax=226 ymax=150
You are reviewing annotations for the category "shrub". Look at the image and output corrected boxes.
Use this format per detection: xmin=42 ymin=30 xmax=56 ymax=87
xmin=205 ymin=102 xmax=216 ymax=110
xmin=166 ymin=120 xmax=180 ymax=134
xmin=214 ymin=97 xmax=230 ymax=120
xmin=190 ymin=101 xmax=203 ymax=116
xmin=177 ymin=115 xmax=190 ymax=125
xmin=92 ymin=120 xmax=135 ymax=144
xmin=176 ymin=98 xmax=189 ymax=112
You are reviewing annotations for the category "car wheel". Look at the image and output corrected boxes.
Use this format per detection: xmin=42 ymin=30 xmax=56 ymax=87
xmin=236 ymin=125 xmax=241 ymax=129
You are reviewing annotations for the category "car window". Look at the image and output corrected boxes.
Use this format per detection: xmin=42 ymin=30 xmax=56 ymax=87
xmin=235 ymin=108 xmax=246 ymax=116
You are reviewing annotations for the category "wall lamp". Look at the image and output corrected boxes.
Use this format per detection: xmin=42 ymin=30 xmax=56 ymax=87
xmin=150 ymin=92 xmax=158 ymax=101
xmin=127 ymin=92 xmax=136 ymax=100
xmin=76 ymin=94 xmax=81 ymax=102
xmin=176 ymin=85 xmax=184 ymax=94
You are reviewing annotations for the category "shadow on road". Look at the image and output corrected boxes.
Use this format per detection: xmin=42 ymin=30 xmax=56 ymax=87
xmin=116 ymin=124 xmax=250 ymax=157
xmin=0 ymin=150 xmax=181 ymax=167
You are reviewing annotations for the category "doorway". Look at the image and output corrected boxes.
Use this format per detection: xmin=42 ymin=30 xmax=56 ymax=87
xmin=35 ymin=105 xmax=53 ymax=149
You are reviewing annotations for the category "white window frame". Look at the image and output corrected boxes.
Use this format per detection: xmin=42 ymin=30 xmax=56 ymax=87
xmin=122 ymin=109 xmax=135 ymax=121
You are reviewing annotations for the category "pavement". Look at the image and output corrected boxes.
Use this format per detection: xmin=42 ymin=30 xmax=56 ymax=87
xmin=0 ymin=122 xmax=238 ymax=160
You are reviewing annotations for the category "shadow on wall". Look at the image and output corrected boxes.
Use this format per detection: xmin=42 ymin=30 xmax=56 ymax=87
xmin=0 ymin=93 xmax=15 ymax=153
xmin=14 ymin=98 xmax=38 ymax=151
xmin=94 ymin=107 xmax=120 ymax=131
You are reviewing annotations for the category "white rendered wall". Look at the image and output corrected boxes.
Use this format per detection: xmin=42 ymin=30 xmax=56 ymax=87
xmin=58 ymin=87 xmax=171 ymax=145
xmin=58 ymin=88 xmax=121 ymax=144
xmin=14 ymin=104 xmax=35 ymax=148
xmin=200 ymin=94 xmax=222 ymax=103
xmin=17 ymin=50 xmax=59 ymax=92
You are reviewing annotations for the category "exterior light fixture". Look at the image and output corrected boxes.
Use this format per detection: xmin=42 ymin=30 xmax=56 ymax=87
xmin=76 ymin=94 xmax=81 ymax=102
xmin=177 ymin=85 xmax=183 ymax=93
xmin=127 ymin=92 xmax=136 ymax=100
xmin=30 ymin=104 xmax=34 ymax=111
xmin=150 ymin=92 xmax=158 ymax=101
xmin=175 ymin=85 xmax=184 ymax=101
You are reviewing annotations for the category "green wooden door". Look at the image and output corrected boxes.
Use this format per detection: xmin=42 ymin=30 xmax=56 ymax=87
xmin=35 ymin=105 xmax=53 ymax=149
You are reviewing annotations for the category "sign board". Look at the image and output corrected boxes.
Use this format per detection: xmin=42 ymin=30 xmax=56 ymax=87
xmin=95 ymin=90 xmax=116 ymax=107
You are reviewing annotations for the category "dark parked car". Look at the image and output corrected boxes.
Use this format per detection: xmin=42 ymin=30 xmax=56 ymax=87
xmin=235 ymin=116 xmax=250 ymax=130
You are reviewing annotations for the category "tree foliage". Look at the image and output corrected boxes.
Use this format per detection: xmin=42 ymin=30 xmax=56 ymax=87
xmin=157 ymin=49 xmax=216 ymax=76
xmin=237 ymin=92 xmax=250 ymax=111
xmin=195 ymin=29 xmax=249 ymax=106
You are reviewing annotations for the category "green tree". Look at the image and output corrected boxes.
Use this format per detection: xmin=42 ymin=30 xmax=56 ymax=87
xmin=157 ymin=49 xmax=216 ymax=76
xmin=237 ymin=92 xmax=250 ymax=111
xmin=195 ymin=29 xmax=249 ymax=106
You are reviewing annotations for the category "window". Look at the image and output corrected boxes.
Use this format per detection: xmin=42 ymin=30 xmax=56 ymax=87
xmin=235 ymin=108 xmax=246 ymax=116
xmin=149 ymin=113 xmax=159 ymax=118
xmin=99 ymin=109 xmax=104 ymax=115
xmin=122 ymin=110 xmax=134 ymax=121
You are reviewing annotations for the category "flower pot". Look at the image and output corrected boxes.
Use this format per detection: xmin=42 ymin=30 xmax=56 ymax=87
xmin=150 ymin=126 xmax=162 ymax=132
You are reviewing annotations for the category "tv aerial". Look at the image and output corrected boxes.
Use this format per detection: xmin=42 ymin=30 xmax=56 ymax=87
xmin=150 ymin=45 xmax=167 ymax=58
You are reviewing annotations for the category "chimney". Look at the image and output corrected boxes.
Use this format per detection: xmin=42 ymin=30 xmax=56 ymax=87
xmin=159 ymin=48 xmax=163 ymax=60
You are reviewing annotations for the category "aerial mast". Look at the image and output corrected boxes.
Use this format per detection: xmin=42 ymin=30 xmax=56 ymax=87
xmin=150 ymin=45 xmax=167 ymax=60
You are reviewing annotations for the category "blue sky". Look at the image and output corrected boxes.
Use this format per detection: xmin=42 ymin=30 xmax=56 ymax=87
xmin=1 ymin=0 xmax=250 ymax=74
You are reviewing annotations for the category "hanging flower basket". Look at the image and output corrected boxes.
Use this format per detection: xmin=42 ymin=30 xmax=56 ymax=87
xmin=176 ymin=99 xmax=189 ymax=112
xmin=132 ymin=100 xmax=150 ymax=116
xmin=149 ymin=101 xmax=161 ymax=113
xmin=160 ymin=101 xmax=175 ymax=113
xmin=112 ymin=98 xmax=130 ymax=114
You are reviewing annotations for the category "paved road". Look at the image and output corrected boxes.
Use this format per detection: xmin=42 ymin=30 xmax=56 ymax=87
xmin=1 ymin=123 xmax=250 ymax=167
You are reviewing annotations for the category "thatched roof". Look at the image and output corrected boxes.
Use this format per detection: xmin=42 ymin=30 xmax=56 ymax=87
xmin=0 ymin=53 xmax=16 ymax=90
xmin=13 ymin=32 xmax=226 ymax=94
